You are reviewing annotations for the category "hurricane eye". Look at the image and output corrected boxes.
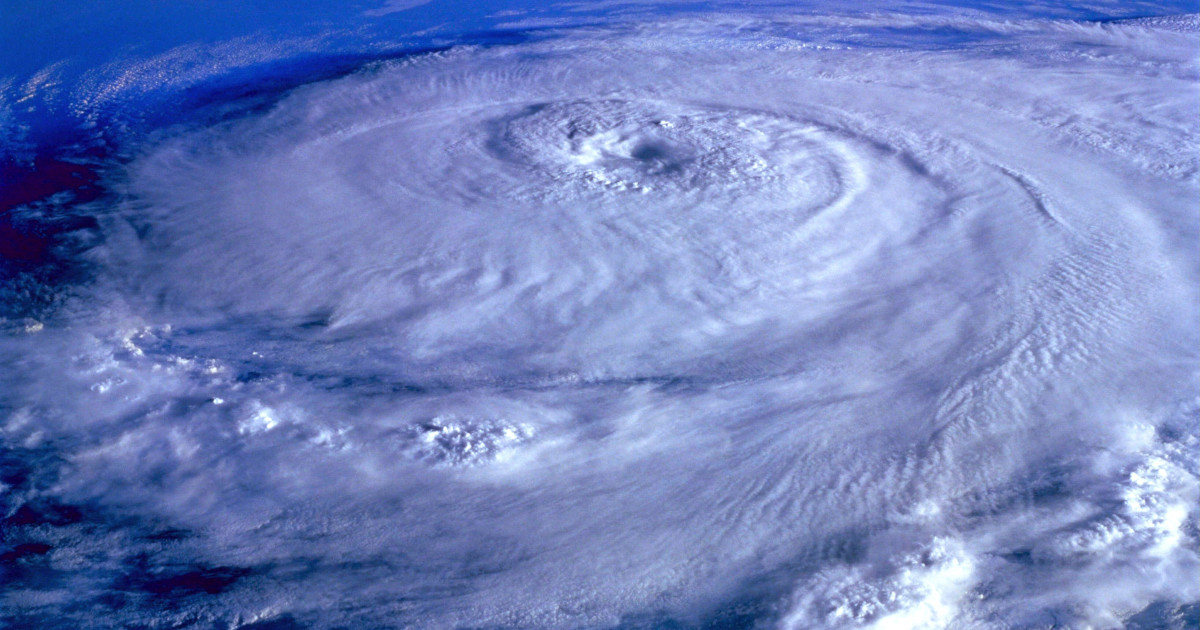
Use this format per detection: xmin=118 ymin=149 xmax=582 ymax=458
xmin=629 ymin=141 xmax=669 ymax=162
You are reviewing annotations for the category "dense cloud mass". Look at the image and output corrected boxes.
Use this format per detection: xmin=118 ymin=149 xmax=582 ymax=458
xmin=2 ymin=5 xmax=1198 ymax=629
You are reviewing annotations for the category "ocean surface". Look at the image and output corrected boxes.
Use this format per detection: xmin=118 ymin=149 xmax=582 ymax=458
xmin=2 ymin=1 xmax=1198 ymax=628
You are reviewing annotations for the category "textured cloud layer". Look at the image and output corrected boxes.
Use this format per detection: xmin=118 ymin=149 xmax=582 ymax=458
xmin=2 ymin=10 xmax=1198 ymax=630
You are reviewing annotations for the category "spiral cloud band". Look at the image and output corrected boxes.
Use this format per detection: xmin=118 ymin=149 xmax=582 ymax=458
xmin=2 ymin=7 xmax=1198 ymax=629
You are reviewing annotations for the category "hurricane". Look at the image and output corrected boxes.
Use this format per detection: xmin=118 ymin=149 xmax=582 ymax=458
xmin=2 ymin=2 xmax=1198 ymax=628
